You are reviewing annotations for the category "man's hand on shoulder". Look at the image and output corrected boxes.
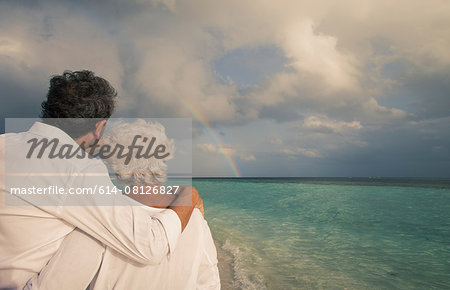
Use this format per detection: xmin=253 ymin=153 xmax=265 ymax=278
xmin=169 ymin=186 xmax=204 ymax=231
xmin=192 ymin=187 xmax=204 ymax=217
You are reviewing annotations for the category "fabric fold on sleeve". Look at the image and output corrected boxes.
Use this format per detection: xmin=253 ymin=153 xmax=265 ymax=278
xmin=150 ymin=209 xmax=182 ymax=256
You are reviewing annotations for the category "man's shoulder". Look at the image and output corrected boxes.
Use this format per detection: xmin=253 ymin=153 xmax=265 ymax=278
xmin=1 ymin=130 xmax=109 ymax=175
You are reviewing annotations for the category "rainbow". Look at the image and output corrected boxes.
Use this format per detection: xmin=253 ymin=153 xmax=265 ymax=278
xmin=179 ymin=98 xmax=242 ymax=177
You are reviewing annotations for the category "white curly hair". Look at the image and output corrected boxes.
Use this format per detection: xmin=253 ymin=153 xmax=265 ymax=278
xmin=101 ymin=119 xmax=175 ymax=186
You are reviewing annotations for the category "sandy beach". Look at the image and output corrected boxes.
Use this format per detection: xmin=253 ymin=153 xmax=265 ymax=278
xmin=215 ymin=240 xmax=234 ymax=290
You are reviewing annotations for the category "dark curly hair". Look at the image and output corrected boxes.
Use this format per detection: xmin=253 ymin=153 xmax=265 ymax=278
xmin=41 ymin=70 xmax=117 ymax=138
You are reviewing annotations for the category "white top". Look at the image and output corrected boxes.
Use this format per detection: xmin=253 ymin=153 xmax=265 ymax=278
xmin=0 ymin=122 xmax=182 ymax=288
xmin=89 ymin=209 xmax=220 ymax=290
xmin=23 ymin=209 xmax=220 ymax=290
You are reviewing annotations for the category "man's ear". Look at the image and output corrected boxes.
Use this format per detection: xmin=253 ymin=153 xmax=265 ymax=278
xmin=94 ymin=120 xmax=107 ymax=139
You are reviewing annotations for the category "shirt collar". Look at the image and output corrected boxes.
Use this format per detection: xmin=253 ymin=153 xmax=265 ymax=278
xmin=27 ymin=121 xmax=80 ymax=147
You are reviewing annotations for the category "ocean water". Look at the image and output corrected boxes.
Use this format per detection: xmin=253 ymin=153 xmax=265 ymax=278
xmin=193 ymin=178 xmax=450 ymax=290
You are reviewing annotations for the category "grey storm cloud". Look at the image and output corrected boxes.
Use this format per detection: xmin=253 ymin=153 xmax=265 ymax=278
xmin=1 ymin=0 xmax=449 ymax=176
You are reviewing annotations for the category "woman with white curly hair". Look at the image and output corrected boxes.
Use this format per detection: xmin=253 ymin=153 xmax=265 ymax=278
xmin=25 ymin=119 xmax=219 ymax=290
xmin=104 ymin=119 xmax=175 ymax=187
xmin=101 ymin=119 xmax=185 ymax=210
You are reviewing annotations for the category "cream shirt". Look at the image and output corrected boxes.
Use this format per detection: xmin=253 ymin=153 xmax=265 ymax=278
xmin=0 ymin=122 xmax=181 ymax=288
xmin=24 ymin=209 xmax=220 ymax=290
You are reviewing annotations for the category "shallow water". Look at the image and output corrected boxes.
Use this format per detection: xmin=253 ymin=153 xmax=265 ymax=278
xmin=194 ymin=178 xmax=450 ymax=289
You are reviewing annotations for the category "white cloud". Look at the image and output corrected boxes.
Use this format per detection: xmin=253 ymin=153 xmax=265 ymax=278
xmin=0 ymin=39 xmax=23 ymax=57
xmin=282 ymin=147 xmax=322 ymax=158
xmin=197 ymin=143 xmax=217 ymax=153
xmin=301 ymin=116 xmax=362 ymax=133
xmin=270 ymin=138 xmax=283 ymax=145
xmin=1 ymin=0 xmax=450 ymax=176
xmin=3 ymin=0 xmax=445 ymax=127
xmin=149 ymin=0 xmax=176 ymax=12
xmin=239 ymin=154 xmax=255 ymax=161
xmin=197 ymin=142 xmax=254 ymax=162
xmin=281 ymin=19 xmax=358 ymax=90
xmin=197 ymin=143 xmax=236 ymax=156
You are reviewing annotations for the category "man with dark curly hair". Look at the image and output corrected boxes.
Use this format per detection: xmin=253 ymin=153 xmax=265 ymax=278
xmin=0 ymin=70 xmax=202 ymax=289
xmin=41 ymin=70 xmax=117 ymax=119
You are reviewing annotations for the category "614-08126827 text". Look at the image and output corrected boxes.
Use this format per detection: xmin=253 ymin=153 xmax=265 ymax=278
xmin=8 ymin=185 xmax=180 ymax=195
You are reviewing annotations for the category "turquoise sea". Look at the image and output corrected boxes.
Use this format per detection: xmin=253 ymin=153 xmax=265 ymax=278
xmin=193 ymin=178 xmax=450 ymax=289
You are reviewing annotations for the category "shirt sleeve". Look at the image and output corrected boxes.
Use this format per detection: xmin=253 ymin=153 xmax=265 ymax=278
xmin=197 ymin=212 xmax=221 ymax=289
xmin=38 ymin=161 xmax=182 ymax=265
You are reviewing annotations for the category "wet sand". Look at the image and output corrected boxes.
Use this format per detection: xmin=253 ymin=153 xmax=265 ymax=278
xmin=215 ymin=240 xmax=235 ymax=290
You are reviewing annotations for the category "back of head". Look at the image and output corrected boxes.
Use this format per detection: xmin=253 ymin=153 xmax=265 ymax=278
xmin=102 ymin=119 xmax=175 ymax=187
xmin=40 ymin=70 xmax=117 ymax=138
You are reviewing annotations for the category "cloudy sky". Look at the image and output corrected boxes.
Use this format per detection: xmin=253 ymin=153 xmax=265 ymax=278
xmin=1 ymin=0 xmax=449 ymax=177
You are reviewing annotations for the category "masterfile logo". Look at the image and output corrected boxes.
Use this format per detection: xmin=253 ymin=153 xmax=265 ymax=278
xmin=26 ymin=135 xmax=171 ymax=165
xmin=3 ymin=118 xmax=193 ymax=206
